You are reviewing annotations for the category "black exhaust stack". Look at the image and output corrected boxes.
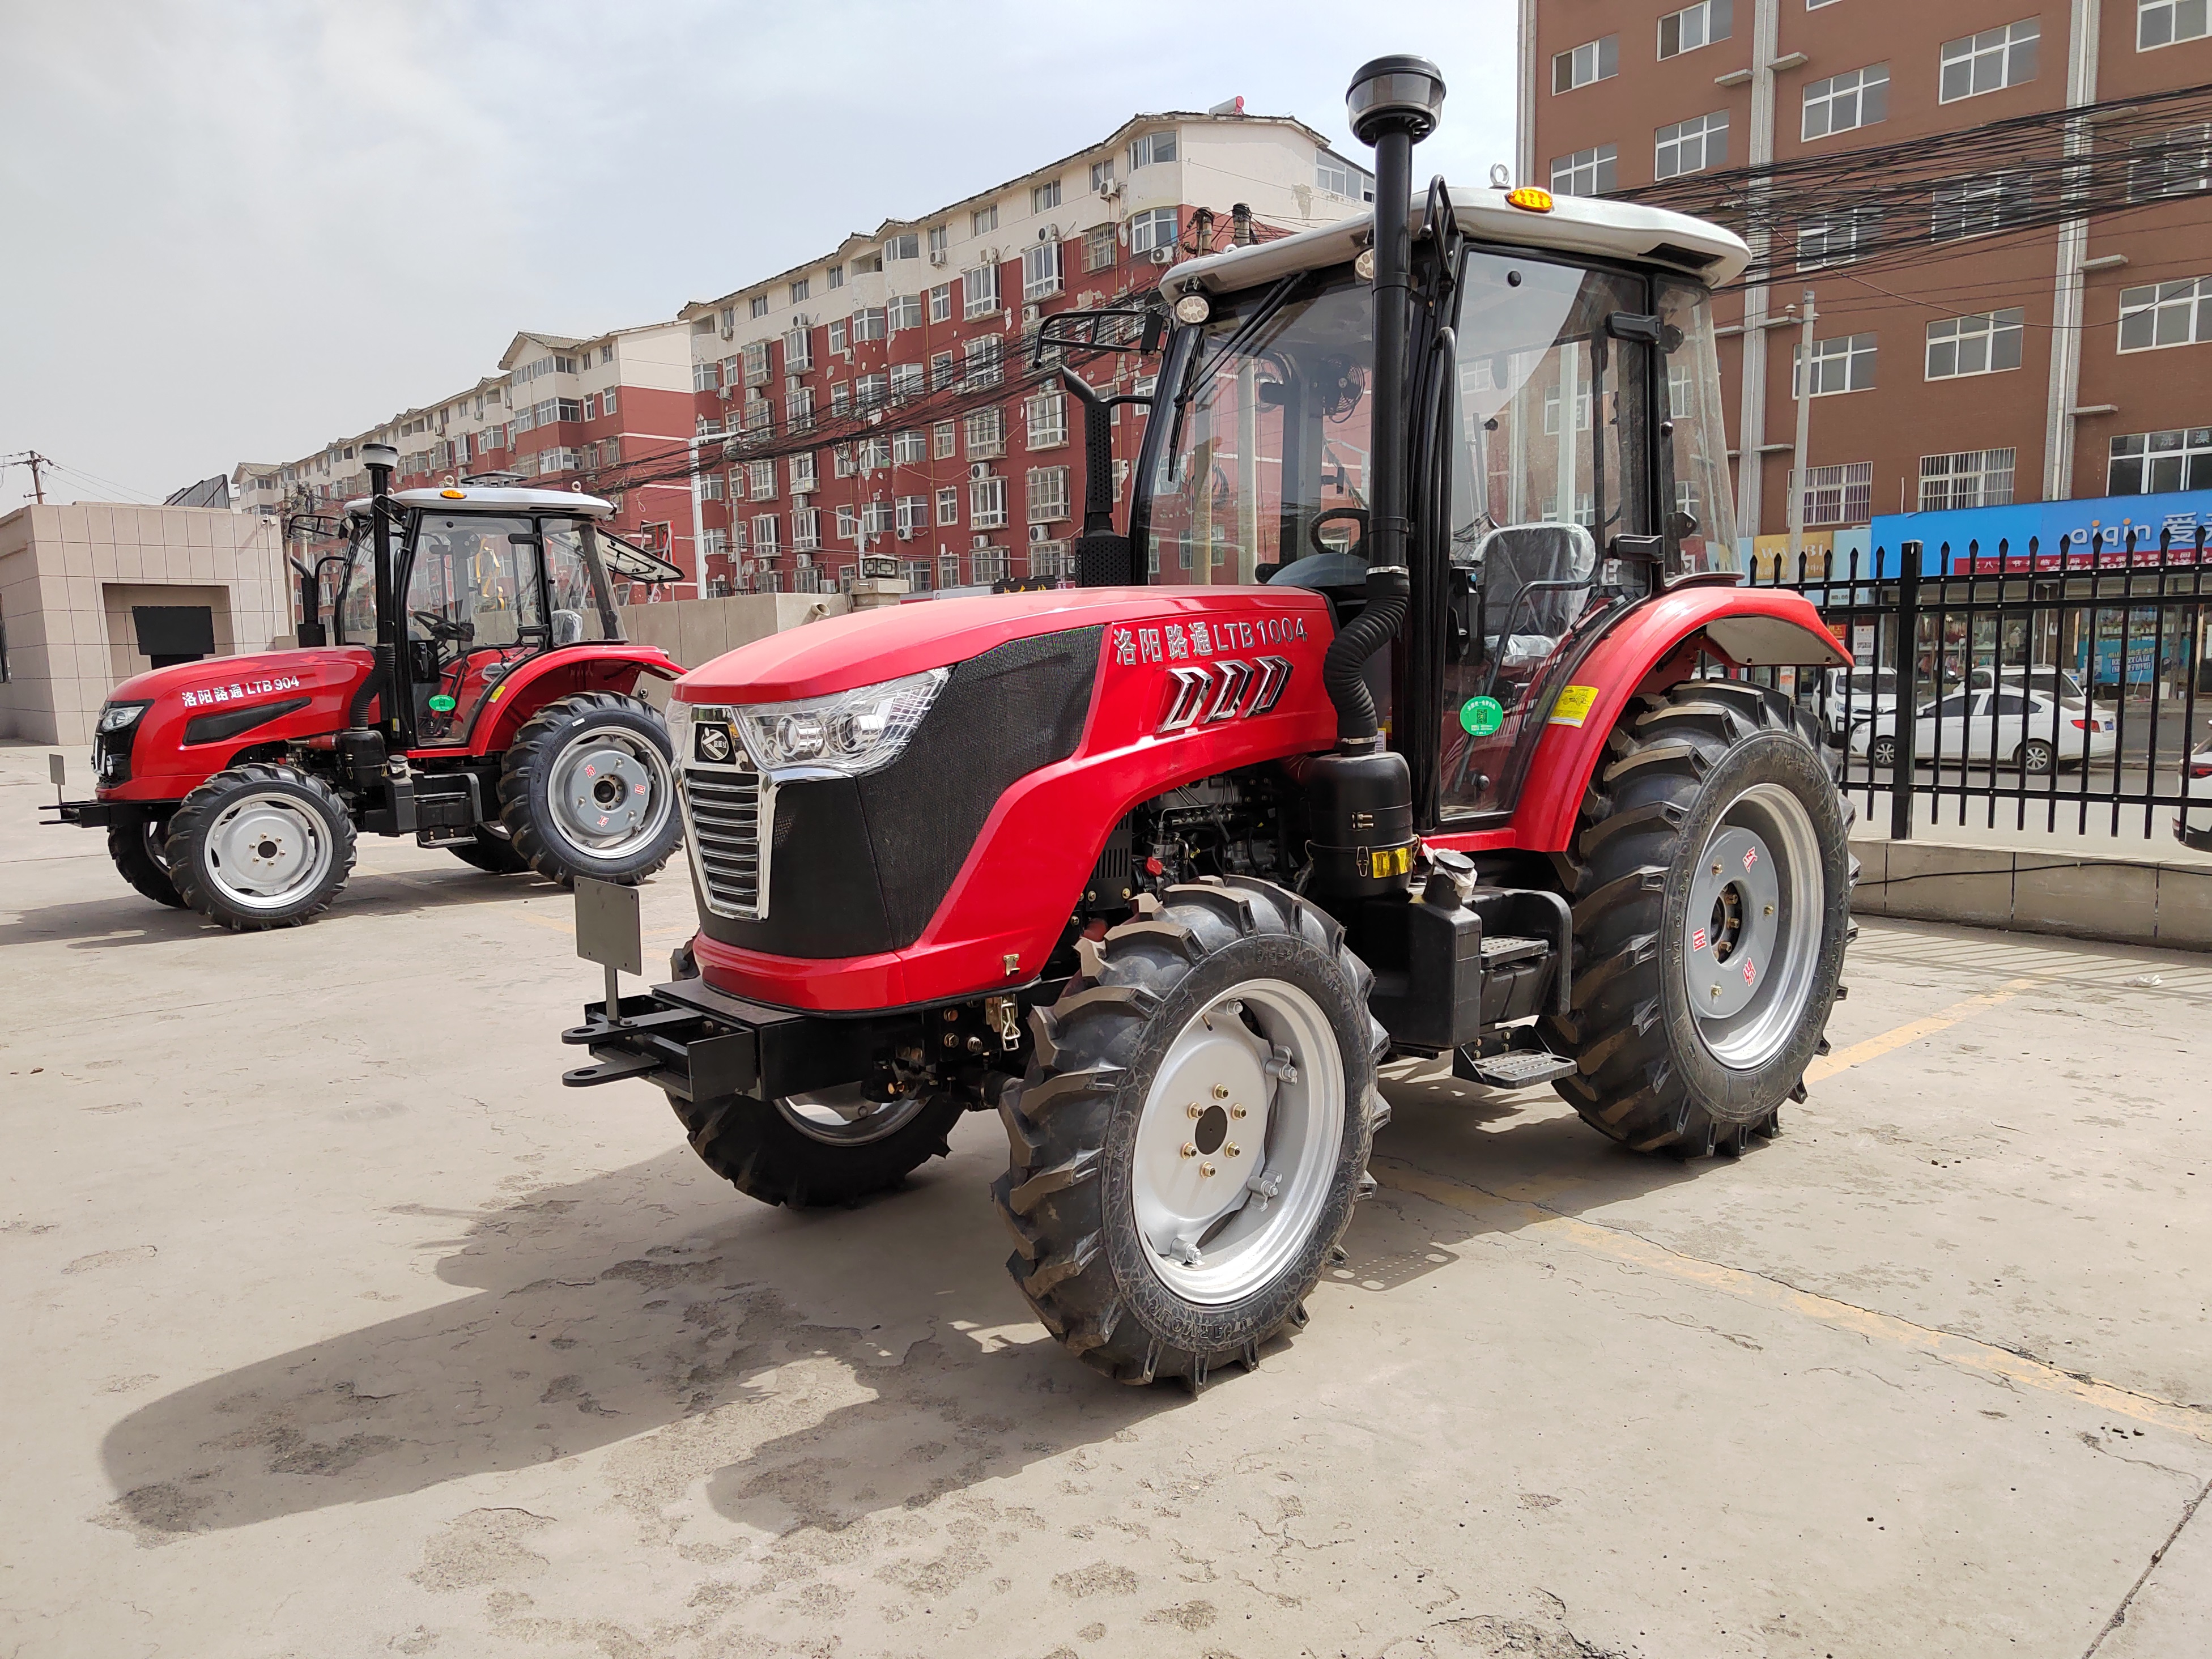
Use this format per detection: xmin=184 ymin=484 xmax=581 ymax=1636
xmin=347 ymin=442 xmax=401 ymax=736
xmin=1305 ymin=55 xmax=1444 ymax=902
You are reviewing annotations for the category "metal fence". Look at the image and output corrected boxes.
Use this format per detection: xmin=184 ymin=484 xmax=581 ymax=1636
xmin=1744 ymin=526 xmax=2212 ymax=844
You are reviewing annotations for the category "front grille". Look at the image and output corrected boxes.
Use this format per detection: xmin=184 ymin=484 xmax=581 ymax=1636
xmin=681 ymin=764 xmax=772 ymax=920
xmin=92 ymin=725 xmax=134 ymax=787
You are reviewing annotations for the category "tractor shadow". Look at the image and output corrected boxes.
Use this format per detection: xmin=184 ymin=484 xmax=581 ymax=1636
xmin=99 ymin=1071 xmax=1706 ymax=1545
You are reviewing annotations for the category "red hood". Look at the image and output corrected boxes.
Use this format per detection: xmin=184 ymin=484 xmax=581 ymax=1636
xmin=110 ymin=645 xmax=369 ymax=705
xmin=674 ymin=585 xmax=1334 ymax=704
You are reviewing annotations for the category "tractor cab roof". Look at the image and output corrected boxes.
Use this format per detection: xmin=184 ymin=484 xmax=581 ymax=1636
xmin=1163 ymin=184 xmax=1750 ymax=295
xmin=341 ymin=485 xmax=617 ymax=520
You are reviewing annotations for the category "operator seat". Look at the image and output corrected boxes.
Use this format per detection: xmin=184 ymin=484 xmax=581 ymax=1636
xmin=1461 ymin=522 xmax=1596 ymax=663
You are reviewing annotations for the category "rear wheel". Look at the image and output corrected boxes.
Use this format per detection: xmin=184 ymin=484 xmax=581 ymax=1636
xmin=671 ymin=1086 xmax=967 ymax=1208
xmin=993 ymin=879 xmax=1386 ymax=1388
xmin=499 ymin=691 xmax=680 ymax=886
xmin=447 ymin=825 xmax=531 ymax=874
xmin=107 ymin=811 xmax=185 ymax=908
xmin=2018 ymin=738 xmax=2055 ymax=776
xmin=1545 ymin=682 xmax=1853 ymax=1156
xmin=165 ymin=763 xmax=357 ymax=931
xmin=1869 ymin=732 xmax=1899 ymax=770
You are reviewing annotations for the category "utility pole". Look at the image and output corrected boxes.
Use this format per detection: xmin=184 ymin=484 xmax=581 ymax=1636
xmin=1786 ymin=289 xmax=1817 ymax=570
xmin=24 ymin=452 xmax=48 ymax=504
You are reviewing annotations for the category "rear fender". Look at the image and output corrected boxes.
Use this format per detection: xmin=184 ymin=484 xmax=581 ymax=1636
xmin=1431 ymin=585 xmax=1848 ymax=857
xmin=467 ymin=645 xmax=683 ymax=756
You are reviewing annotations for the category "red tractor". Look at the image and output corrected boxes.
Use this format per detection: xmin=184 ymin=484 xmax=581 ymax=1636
xmin=563 ymin=57 xmax=1853 ymax=1387
xmin=46 ymin=467 xmax=687 ymax=928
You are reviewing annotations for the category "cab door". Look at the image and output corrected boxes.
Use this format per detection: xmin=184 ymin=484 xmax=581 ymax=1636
xmin=400 ymin=513 xmax=546 ymax=745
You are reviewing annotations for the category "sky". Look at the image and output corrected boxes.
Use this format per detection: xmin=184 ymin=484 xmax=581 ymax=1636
xmin=0 ymin=1 xmax=1517 ymax=517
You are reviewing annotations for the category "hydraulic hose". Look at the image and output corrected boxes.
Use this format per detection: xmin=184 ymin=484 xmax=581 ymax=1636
xmin=1321 ymin=573 xmax=1407 ymax=747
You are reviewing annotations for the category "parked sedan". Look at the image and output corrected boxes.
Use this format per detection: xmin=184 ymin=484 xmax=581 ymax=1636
xmin=2180 ymin=742 xmax=2212 ymax=852
xmin=1820 ymin=667 xmax=1898 ymax=737
xmin=1851 ymin=688 xmax=2118 ymax=774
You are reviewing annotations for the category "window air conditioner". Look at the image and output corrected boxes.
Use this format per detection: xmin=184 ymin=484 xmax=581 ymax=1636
xmin=969 ymin=462 xmax=991 ymax=480
xmin=1023 ymin=304 xmax=1041 ymax=326
xmin=897 ymin=526 xmax=914 ymax=541
xmin=929 ymin=250 xmax=947 ymax=266
xmin=1028 ymin=523 xmax=1049 ymax=544
xmin=1148 ymin=248 xmax=1172 ymax=265
xmin=720 ymin=325 xmax=735 ymax=340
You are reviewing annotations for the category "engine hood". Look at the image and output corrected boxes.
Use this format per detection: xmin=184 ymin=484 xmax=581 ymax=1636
xmin=674 ymin=585 xmax=1334 ymax=705
xmin=109 ymin=645 xmax=371 ymax=707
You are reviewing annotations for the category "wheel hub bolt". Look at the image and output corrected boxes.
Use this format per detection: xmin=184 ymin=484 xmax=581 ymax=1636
xmin=1181 ymin=1142 xmax=1198 ymax=1158
xmin=1764 ymin=904 xmax=1775 ymax=916
xmin=1224 ymin=1143 xmax=1241 ymax=1158
xmin=1711 ymin=861 xmax=1723 ymax=874
xmin=1230 ymin=1104 xmax=1248 ymax=1119
xmin=1200 ymin=1162 xmax=1217 ymax=1177
xmin=1187 ymin=1103 xmax=1205 ymax=1119
xmin=1212 ymin=1084 xmax=1229 ymax=1099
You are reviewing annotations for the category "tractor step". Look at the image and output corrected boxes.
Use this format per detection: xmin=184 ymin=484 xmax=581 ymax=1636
xmin=1478 ymin=934 xmax=1550 ymax=966
xmin=1460 ymin=1048 xmax=1579 ymax=1088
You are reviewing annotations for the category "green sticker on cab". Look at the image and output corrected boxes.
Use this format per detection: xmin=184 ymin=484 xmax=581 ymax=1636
xmin=1458 ymin=696 xmax=1505 ymax=737
xmin=428 ymin=694 xmax=457 ymax=713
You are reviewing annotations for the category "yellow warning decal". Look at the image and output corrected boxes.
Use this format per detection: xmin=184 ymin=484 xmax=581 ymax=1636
xmin=1549 ymin=684 xmax=1601 ymax=727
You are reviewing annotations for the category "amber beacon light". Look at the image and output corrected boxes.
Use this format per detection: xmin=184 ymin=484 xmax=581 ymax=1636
xmin=1505 ymin=185 xmax=1555 ymax=213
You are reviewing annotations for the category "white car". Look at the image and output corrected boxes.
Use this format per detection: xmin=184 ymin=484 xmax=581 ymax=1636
xmin=1819 ymin=667 xmax=1897 ymax=736
xmin=2180 ymin=742 xmax=2212 ymax=852
xmin=1852 ymin=687 xmax=2118 ymax=774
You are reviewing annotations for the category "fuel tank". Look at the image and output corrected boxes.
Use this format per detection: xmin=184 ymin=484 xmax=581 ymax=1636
xmin=673 ymin=585 xmax=1339 ymax=1011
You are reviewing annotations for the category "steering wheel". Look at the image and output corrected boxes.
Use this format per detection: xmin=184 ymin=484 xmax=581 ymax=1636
xmin=1309 ymin=506 xmax=1369 ymax=560
xmin=411 ymin=610 xmax=474 ymax=645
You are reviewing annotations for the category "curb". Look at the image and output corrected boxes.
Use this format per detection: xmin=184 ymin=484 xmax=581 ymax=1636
xmin=1851 ymin=838 xmax=2212 ymax=952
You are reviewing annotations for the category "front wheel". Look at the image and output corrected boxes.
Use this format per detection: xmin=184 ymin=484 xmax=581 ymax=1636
xmin=1545 ymin=682 xmax=1853 ymax=1156
xmin=993 ymin=879 xmax=1386 ymax=1388
xmin=108 ymin=810 xmax=185 ymax=908
xmin=498 ymin=691 xmax=680 ymax=886
xmin=165 ymin=763 xmax=357 ymax=930
xmin=671 ymin=1086 xmax=967 ymax=1207
xmin=1869 ymin=733 xmax=1899 ymax=770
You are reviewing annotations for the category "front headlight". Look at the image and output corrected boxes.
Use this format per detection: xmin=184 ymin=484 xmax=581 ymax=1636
xmin=97 ymin=700 xmax=152 ymax=734
xmin=734 ymin=669 xmax=950 ymax=776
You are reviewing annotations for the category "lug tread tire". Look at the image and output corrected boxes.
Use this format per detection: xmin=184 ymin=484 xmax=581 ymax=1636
xmin=448 ymin=827 xmax=531 ymax=875
xmin=108 ymin=813 xmax=186 ymax=908
xmin=671 ymin=1088 xmax=967 ymax=1209
xmin=1541 ymin=681 xmax=1853 ymax=1157
xmin=165 ymin=762 xmax=356 ymax=931
xmin=498 ymin=691 xmax=679 ymax=887
xmin=992 ymin=877 xmax=1387 ymax=1388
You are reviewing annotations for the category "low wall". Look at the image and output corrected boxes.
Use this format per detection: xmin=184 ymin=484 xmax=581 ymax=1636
xmin=1852 ymin=838 xmax=2212 ymax=951
xmin=615 ymin=592 xmax=852 ymax=674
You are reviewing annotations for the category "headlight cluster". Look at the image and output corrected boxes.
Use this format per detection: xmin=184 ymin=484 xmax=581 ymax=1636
xmin=676 ymin=668 xmax=948 ymax=778
xmin=96 ymin=701 xmax=152 ymax=734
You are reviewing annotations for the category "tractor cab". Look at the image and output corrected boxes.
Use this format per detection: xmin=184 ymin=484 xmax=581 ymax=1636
xmin=322 ymin=485 xmax=679 ymax=752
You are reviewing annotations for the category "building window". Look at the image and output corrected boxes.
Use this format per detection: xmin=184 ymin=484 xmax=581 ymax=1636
xmin=964 ymin=407 xmax=1006 ymax=458
xmin=1940 ymin=19 xmax=2039 ymax=102
xmin=1932 ymin=171 xmax=2034 ymax=240
xmin=833 ymin=444 xmax=855 ymax=478
xmin=792 ymin=507 xmax=820 ymax=551
xmin=1030 ymin=539 xmax=1070 ymax=581
xmin=972 ymin=204 xmax=998 ymax=236
xmin=929 ymin=225 xmax=948 ymax=261
xmin=970 ymin=474 xmax=1008 ymax=529
xmin=1090 ymin=159 xmax=1114 ymax=193
xmin=1128 ymin=207 xmax=1179 ymax=255
xmin=785 ymin=385 xmax=815 ymax=429
xmin=1797 ymin=461 xmax=1874 ymax=525
xmin=1315 ymin=153 xmax=1373 ymax=199
xmin=2141 ymin=0 xmax=2212 ymax=47
xmin=861 ymin=501 xmax=895 ymax=538
xmin=750 ymin=295 xmax=770 ymax=318
xmin=698 ymin=472 xmax=724 ymax=501
xmin=743 ymin=341 xmax=771 ymax=384
xmin=1550 ymin=144 xmax=1618 ymax=195
xmin=827 ymin=265 xmax=844 ymax=290
xmin=701 ymin=527 xmax=727 ymax=556
xmin=790 ymin=279 xmax=810 ymax=303
xmin=1919 ymin=448 xmax=2018 ymax=510
xmin=1793 ymin=333 xmax=1878 ymax=396
xmin=890 ymin=362 xmax=925 ymax=399
xmin=1803 ymin=64 xmax=1888 ymax=139
xmin=963 ymin=336 xmax=1003 ymax=388
xmin=930 ymin=350 xmax=958 ymax=390
xmin=892 ymin=427 xmax=928 ymax=465
xmin=893 ymin=494 xmax=928 ymax=536
xmin=2119 ymin=277 xmax=2212 ymax=351
xmin=1656 ymin=112 xmax=1729 ymax=179
xmin=1083 ymin=224 xmax=1117 ymax=271
xmin=1129 ymin=130 xmax=1176 ymax=168
xmin=835 ymin=505 xmax=858 ymax=543
xmin=2126 ymin=123 xmax=2212 ymax=202
xmin=1798 ymin=206 xmax=1882 ymax=269
xmin=1027 ymin=466 xmax=1071 ymax=523
xmin=857 ymin=435 xmax=891 ymax=471
xmin=932 ymin=421 xmax=956 ymax=460
xmin=1027 ymin=391 xmax=1067 ymax=448
xmin=746 ymin=459 xmax=776 ymax=500
xmin=1033 ymin=180 xmax=1062 ymax=213
xmin=936 ymin=486 xmax=960 ymax=525
xmin=1658 ymin=1 xmax=1731 ymax=59
xmin=1023 ymin=241 xmax=1064 ymax=301
xmin=852 ymin=307 xmax=887 ymax=343
xmin=929 ymin=283 xmax=952 ymax=323
xmin=963 ymin=264 xmax=1001 ymax=318
xmin=2110 ymin=427 xmax=2212 ymax=493
xmin=884 ymin=232 xmax=919 ymax=262
xmin=692 ymin=360 xmax=719 ymax=393
xmin=788 ymin=453 xmax=816 ymax=494
xmin=855 ymin=372 xmax=889 ymax=409
xmin=1925 ymin=309 xmax=2025 ymax=379
xmin=828 ymin=318 xmax=849 ymax=354
xmin=887 ymin=293 xmax=922 ymax=333
xmin=973 ymin=546 xmax=1010 ymax=586
xmin=1553 ymin=36 xmax=1619 ymax=92
xmin=831 ymin=382 xmax=851 ymax=416
xmin=752 ymin=514 xmax=781 ymax=555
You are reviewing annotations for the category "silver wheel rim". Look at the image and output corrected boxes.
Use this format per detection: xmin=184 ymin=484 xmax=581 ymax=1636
xmin=1130 ymin=979 xmax=1345 ymax=1307
xmin=2023 ymin=743 xmax=2052 ymax=775
xmin=547 ymin=726 xmax=673 ymax=859
xmin=202 ymin=791 xmax=334 ymax=912
xmin=1683 ymin=782 xmax=1825 ymax=1071
xmin=775 ymin=1086 xmax=932 ymax=1146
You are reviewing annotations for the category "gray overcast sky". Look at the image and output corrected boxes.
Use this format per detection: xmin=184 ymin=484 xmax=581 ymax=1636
xmin=0 ymin=1 xmax=1516 ymax=516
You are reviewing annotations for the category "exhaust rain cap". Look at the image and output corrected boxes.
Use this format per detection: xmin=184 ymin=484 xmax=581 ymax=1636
xmin=1346 ymin=54 xmax=1445 ymax=144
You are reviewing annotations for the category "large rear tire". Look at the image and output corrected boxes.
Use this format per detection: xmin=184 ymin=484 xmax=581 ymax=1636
xmin=447 ymin=826 xmax=531 ymax=875
xmin=993 ymin=879 xmax=1387 ymax=1388
xmin=671 ymin=1087 xmax=967 ymax=1208
xmin=108 ymin=810 xmax=185 ymax=909
xmin=1544 ymin=681 xmax=1853 ymax=1156
xmin=165 ymin=763 xmax=357 ymax=931
xmin=498 ymin=691 xmax=680 ymax=887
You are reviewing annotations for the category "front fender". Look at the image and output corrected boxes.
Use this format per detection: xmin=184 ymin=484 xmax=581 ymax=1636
xmin=467 ymin=645 xmax=682 ymax=756
xmin=1441 ymin=584 xmax=1848 ymax=857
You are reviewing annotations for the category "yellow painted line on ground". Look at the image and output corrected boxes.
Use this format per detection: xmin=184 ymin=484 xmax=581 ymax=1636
xmin=1804 ymin=975 xmax=2041 ymax=1085
xmin=1375 ymin=1156 xmax=2212 ymax=1443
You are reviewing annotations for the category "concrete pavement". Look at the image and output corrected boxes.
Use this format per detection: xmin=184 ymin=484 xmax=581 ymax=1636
xmin=3 ymin=739 xmax=2210 ymax=1659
